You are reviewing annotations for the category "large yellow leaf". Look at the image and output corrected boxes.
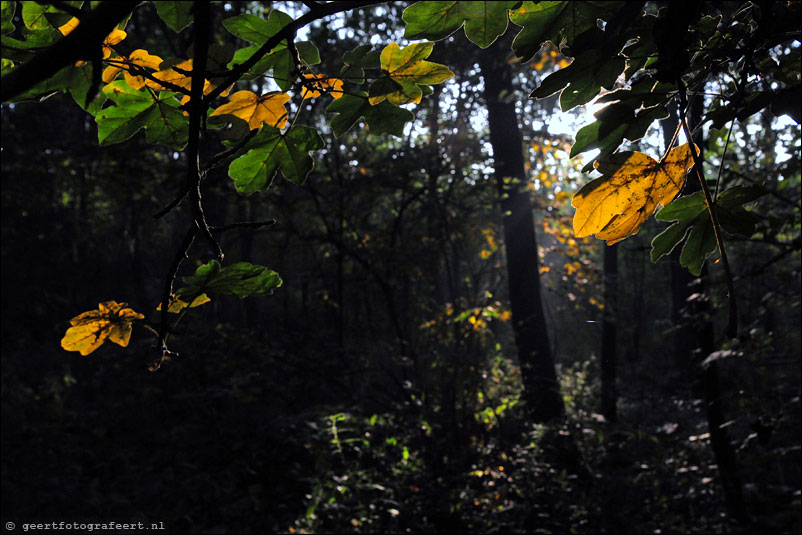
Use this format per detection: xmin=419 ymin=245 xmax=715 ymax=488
xmin=371 ymin=42 xmax=454 ymax=105
xmin=61 ymin=301 xmax=144 ymax=356
xmin=572 ymin=143 xmax=696 ymax=245
xmin=209 ymin=90 xmax=290 ymax=130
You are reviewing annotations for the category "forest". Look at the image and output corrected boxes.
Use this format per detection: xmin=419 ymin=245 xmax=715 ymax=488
xmin=1 ymin=1 xmax=800 ymax=533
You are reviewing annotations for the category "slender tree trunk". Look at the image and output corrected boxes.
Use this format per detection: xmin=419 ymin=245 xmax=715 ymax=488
xmin=601 ymin=242 xmax=618 ymax=422
xmin=479 ymin=44 xmax=564 ymax=423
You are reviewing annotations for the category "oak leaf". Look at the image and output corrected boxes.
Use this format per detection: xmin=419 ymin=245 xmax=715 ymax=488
xmin=572 ymin=143 xmax=696 ymax=245
xmin=61 ymin=301 xmax=144 ymax=356
xmin=210 ymin=90 xmax=290 ymax=130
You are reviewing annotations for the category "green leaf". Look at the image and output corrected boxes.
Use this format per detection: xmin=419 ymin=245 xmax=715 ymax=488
xmin=6 ymin=63 xmax=72 ymax=102
xmin=681 ymin=219 xmax=717 ymax=276
xmin=224 ymin=11 xmax=316 ymax=90
xmin=69 ymin=63 xmax=107 ymax=115
xmin=95 ymin=81 xmax=188 ymax=149
xmin=227 ymin=125 xmax=324 ymax=193
xmin=531 ymin=48 xmax=625 ymax=111
xmin=651 ymin=192 xmax=707 ymax=264
xmin=571 ymin=103 xmax=668 ymax=171
xmin=21 ymin=1 xmax=55 ymax=29
xmin=177 ymin=260 xmax=282 ymax=301
xmin=296 ymin=41 xmax=320 ymax=65
xmin=223 ymin=10 xmax=292 ymax=44
xmin=2 ymin=28 xmax=63 ymax=62
xmin=154 ymin=1 xmax=194 ymax=33
xmin=651 ymin=185 xmax=766 ymax=275
xmin=342 ymin=44 xmax=380 ymax=69
xmin=1 ymin=1 xmax=16 ymax=35
xmin=327 ymin=92 xmax=414 ymax=138
xmin=340 ymin=45 xmax=381 ymax=85
xmin=510 ymin=1 xmax=623 ymax=60
xmin=229 ymin=44 xmax=274 ymax=80
xmin=402 ymin=1 xmax=518 ymax=48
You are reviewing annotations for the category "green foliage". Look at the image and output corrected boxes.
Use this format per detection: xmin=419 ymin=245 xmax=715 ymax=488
xmin=224 ymin=10 xmax=320 ymax=88
xmin=652 ymin=185 xmax=767 ymax=275
xmin=510 ymin=1 xmax=623 ymax=60
xmin=96 ymin=81 xmax=187 ymax=148
xmin=177 ymin=260 xmax=282 ymax=301
xmin=153 ymin=1 xmax=193 ymax=33
xmin=402 ymin=1 xmax=519 ymax=49
xmin=227 ymin=125 xmax=324 ymax=192
xmin=1 ymin=1 xmax=16 ymax=35
xmin=326 ymin=92 xmax=413 ymax=138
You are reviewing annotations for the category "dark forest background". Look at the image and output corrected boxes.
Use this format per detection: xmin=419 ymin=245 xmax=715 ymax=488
xmin=2 ymin=2 xmax=800 ymax=533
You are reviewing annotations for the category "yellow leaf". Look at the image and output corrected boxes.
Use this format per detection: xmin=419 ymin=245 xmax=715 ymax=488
xmin=61 ymin=301 xmax=144 ymax=356
xmin=156 ymin=293 xmax=211 ymax=313
xmin=123 ymin=49 xmax=164 ymax=90
xmin=57 ymin=17 xmax=80 ymax=35
xmin=146 ymin=59 xmax=194 ymax=91
xmin=209 ymin=90 xmax=290 ymax=130
xmin=371 ymin=42 xmax=454 ymax=106
xmin=301 ymin=73 xmax=344 ymax=100
xmin=102 ymin=64 xmax=123 ymax=83
xmin=572 ymin=144 xmax=696 ymax=245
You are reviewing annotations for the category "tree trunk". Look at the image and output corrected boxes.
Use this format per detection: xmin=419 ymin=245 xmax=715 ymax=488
xmin=601 ymin=242 xmax=618 ymax=422
xmin=479 ymin=44 xmax=564 ymax=423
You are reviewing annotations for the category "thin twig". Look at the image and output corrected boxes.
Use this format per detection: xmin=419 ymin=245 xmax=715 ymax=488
xmin=210 ymin=220 xmax=276 ymax=233
xmin=713 ymin=119 xmax=736 ymax=200
xmin=154 ymin=224 xmax=197 ymax=369
xmin=200 ymin=129 xmax=258 ymax=172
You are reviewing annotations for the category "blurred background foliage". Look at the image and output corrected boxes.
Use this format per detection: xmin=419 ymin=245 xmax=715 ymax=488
xmin=1 ymin=1 xmax=800 ymax=533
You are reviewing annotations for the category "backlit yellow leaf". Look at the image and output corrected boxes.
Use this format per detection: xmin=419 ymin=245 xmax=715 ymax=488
xmin=572 ymin=144 xmax=696 ymax=245
xmin=146 ymin=59 xmax=194 ymax=91
xmin=123 ymin=49 xmax=164 ymax=90
xmin=301 ymin=73 xmax=344 ymax=100
xmin=61 ymin=301 xmax=144 ymax=356
xmin=209 ymin=90 xmax=290 ymax=130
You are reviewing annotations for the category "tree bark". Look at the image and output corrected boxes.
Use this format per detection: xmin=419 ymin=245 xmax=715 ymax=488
xmin=479 ymin=45 xmax=564 ymax=423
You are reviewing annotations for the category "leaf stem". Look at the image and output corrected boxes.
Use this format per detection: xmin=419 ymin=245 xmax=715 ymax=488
xmin=678 ymin=87 xmax=738 ymax=338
